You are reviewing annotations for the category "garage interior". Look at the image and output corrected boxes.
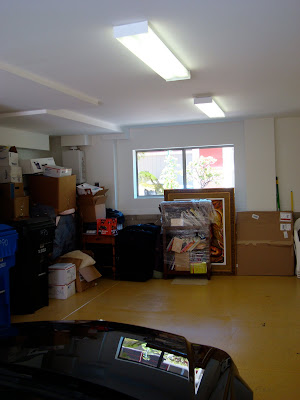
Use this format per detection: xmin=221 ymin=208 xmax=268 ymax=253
xmin=1 ymin=2 xmax=300 ymax=399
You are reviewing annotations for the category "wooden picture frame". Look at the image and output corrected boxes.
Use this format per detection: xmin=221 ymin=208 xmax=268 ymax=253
xmin=164 ymin=188 xmax=236 ymax=275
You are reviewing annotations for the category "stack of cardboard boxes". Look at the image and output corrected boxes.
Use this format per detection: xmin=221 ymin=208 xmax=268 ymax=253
xmin=77 ymin=184 xmax=117 ymax=235
xmin=19 ymin=156 xmax=76 ymax=215
xmin=48 ymin=262 xmax=76 ymax=299
xmin=0 ymin=152 xmax=77 ymax=220
xmin=0 ymin=147 xmax=29 ymax=220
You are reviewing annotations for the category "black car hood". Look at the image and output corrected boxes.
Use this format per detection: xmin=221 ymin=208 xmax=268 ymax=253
xmin=0 ymin=321 xmax=252 ymax=399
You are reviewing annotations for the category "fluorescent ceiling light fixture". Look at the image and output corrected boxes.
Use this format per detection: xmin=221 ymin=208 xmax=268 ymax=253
xmin=194 ymin=97 xmax=225 ymax=118
xmin=113 ymin=21 xmax=190 ymax=81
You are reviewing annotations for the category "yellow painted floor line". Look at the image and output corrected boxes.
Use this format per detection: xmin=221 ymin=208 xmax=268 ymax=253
xmin=61 ymin=281 xmax=121 ymax=320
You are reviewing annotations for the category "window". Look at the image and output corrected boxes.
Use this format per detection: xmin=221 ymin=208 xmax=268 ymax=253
xmin=135 ymin=146 xmax=234 ymax=197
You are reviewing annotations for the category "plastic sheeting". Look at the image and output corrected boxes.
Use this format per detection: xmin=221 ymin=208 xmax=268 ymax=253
xmin=160 ymin=200 xmax=215 ymax=275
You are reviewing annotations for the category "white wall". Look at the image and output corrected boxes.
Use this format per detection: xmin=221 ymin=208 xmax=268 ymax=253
xmin=17 ymin=147 xmax=51 ymax=161
xmin=49 ymin=136 xmax=63 ymax=165
xmin=0 ymin=127 xmax=49 ymax=150
xmin=116 ymin=121 xmax=246 ymax=215
xmin=84 ymin=135 xmax=116 ymax=209
xmin=54 ymin=117 xmax=298 ymax=215
xmin=275 ymin=117 xmax=300 ymax=212
xmin=244 ymin=118 xmax=277 ymax=211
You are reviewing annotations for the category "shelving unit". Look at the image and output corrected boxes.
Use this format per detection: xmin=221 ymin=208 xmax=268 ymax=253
xmin=160 ymin=200 xmax=215 ymax=280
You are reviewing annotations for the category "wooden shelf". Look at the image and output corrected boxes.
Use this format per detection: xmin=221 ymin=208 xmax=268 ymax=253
xmin=82 ymin=233 xmax=117 ymax=279
xmin=161 ymin=200 xmax=214 ymax=280
xmin=163 ymin=226 xmax=205 ymax=231
xmin=164 ymin=270 xmax=208 ymax=276
xmin=162 ymin=227 xmax=211 ymax=280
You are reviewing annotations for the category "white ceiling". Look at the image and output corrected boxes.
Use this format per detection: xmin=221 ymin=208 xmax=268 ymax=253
xmin=1 ymin=0 xmax=300 ymax=135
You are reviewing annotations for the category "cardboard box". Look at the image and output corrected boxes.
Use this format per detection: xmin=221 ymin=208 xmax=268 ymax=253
xmin=0 ymin=183 xmax=24 ymax=199
xmin=57 ymin=257 xmax=101 ymax=292
xmin=97 ymin=218 xmax=117 ymax=235
xmin=0 ymin=166 xmax=22 ymax=183
xmin=0 ymin=196 xmax=29 ymax=220
xmin=44 ymin=165 xmax=72 ymax=178
xmin=48 ymin=281 xmax=76 ymax=299
xmin=78 ymin=190 xmax=108 ymax=223
xmin=174 ymin=252 xmax=190 ymax=271
xmin=48 ymin=263 xmax=76 ymax=285
xmin=29 ymin=174 xmax=76 ymax=214
xmin=0 ymin=146 xmax=19 ymax=166
xmin=77 ymin=265 xmax=101 ymax=292
xmin=236 ymin=211 xmax=294 ymax=276
xmin=77 ymin=184 xmax=105 ymax=196
xmin=13 ymin=196 xmax=29 ymax=219
xmin=20 ymin=157 xmax=55 ymax=174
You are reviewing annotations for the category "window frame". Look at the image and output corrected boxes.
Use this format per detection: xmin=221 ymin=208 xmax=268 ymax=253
xmin=134 ymin=144 xmax=234 ymax=198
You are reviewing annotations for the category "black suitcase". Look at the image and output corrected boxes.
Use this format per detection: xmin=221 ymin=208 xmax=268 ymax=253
xmin=116 ymin=224 xmax=161 ymax=281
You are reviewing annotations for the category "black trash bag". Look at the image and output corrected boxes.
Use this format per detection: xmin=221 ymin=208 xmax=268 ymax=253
xmin=106 ymin=208 xmax=125 ymax=225
xmin=51 ymin=214 xmax=77 ymax=260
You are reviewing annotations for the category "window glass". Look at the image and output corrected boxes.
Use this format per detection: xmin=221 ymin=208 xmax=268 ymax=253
xmin=136 ymin=146 xmax=234 ymax=197
xmin=186 ymin=146 xmax=234 ymax=189
xmin=137 ymin=149 xmax=183 ymax=196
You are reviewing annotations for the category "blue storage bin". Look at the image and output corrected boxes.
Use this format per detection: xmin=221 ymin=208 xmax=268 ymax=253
xmin=0 ymin=269 xmax=10 ymax=327
xmin=0 ymin=225 xmax=18 ymax=328
xmin=0 ymin=255 xmax=16 ymax=271
xmin=0 ymin=224 xmax=18 ymax=259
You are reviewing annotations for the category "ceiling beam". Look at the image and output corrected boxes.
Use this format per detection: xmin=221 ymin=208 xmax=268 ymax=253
xmin=0 ymin=109 xmax=122 ymax=134
xmin=0 ymin=62 xmax=101 ymax=106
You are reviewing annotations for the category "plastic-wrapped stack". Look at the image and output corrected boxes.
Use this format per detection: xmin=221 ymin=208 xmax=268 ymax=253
xmin=160 ymin=200 xmax=216 ymax=277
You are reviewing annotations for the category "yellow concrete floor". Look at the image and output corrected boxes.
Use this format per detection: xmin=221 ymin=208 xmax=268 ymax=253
xmin=11 ymin=276 xmax=300 ymax=400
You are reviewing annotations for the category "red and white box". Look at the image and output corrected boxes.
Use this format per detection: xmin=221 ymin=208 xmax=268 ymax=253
xmin=48 ymin=281 xmax=76 ymax=300
xmin=97 ymin=218 xmax=117 ymax=235
xmin=48 ymin=262 xmax=76 ymax=285
xmin=48 ymin=262 xmax=76 ymax=299
xmin=43 ymin=165 xmax=72 ymax=178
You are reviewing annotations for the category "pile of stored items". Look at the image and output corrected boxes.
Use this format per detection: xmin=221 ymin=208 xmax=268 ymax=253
xmin=0 ymin=148 xmax=106 ymax=317
xmin=160 ymin=199 xmax=216 ymax=279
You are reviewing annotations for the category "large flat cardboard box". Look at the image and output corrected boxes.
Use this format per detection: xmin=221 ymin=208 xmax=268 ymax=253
xmin=236 ymin=211 xmax=294 ymax=276
xmin=78 ymin=190 xmax=108 ymax=223
xmin=29 ymin=174 xmax=76 ymax=214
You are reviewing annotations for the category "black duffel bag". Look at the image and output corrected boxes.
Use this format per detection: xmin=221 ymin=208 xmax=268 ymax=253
xmin=116 ymin=224 xmax=161 ymax=281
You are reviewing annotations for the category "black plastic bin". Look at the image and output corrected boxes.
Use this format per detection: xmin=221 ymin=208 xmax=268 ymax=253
xmin=9 ymin=217 xmax=56 ymax=315
xmin=116 ymin=224 xmax=161 ymax=281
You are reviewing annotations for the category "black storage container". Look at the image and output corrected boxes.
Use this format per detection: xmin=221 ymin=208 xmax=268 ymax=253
xmin=116 ymin=224 xmax=161 ymax=281
xmin=9 ymin=217 xmax=56 ymax=314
